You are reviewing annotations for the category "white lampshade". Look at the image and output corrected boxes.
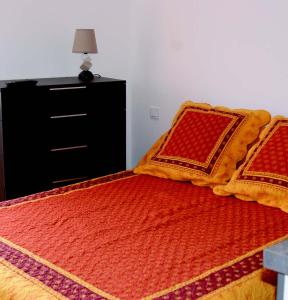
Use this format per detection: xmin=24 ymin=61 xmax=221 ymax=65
xmin=72 ymin=29 xmax=98 ymax=54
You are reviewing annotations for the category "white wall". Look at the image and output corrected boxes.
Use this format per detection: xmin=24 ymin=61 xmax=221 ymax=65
xmin=0 ymin=0 xmax=131 ymax=80
xmin=129 ymin=0 xmax=288 ymax=166
xmin=0 ymin=0 xmax=133 ymax=166
xmin=1 ymin=0 xmax=288 ymax=168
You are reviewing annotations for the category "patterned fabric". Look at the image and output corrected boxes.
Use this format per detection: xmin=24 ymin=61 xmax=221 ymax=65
xmin=0 ymin=170 xmax=135 ymax=208
xmin=0 ymin=172 xmax=287 ymax=299
xmin=0 ymin=241 xmax=104 ymax=299
xmin=134 ymin=101 xmax=271 ymax=187
xmin=214 ymin=117 xmax=288 ymax=212
xmin=159 ymin=111 xmax=233 ymax=163
xmin=154 ymin=251 xmax=265 ymax=299
xmin=248 ymin=124 xmax=288 ymax=177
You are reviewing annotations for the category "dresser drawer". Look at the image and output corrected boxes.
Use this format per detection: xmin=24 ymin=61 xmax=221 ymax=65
xmin=48 ymin=114 xmax=89 ymax=148
xmin=48 ymin=147 xmax=90 ymax=184
xmin=0 ymin=76 xmax=126 ymax=199
xmin=47 ymin=86 xmax=88 ymax=116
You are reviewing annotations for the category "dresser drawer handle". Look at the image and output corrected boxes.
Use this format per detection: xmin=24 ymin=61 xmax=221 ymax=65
xmin=50 ymin=113 xmax=88 ymax=119
xmin=49 ymin=86 xmax=86 ymax=91
xmin=50 ymin=145 xmax=88 ymax=152
xmin=52 ymin=176 xmax=88 ymax=184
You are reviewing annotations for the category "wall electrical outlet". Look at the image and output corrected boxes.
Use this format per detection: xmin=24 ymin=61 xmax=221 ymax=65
xmin=149 ymin=106 xmax=160 ymax=120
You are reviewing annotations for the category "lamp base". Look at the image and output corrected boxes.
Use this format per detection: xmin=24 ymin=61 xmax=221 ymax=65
xmin=78 ymin=70 xmax=94 ymax=82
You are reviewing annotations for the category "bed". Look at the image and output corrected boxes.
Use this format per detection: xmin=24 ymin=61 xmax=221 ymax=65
xmin=1 ymin=101 xmax=287 ymax=299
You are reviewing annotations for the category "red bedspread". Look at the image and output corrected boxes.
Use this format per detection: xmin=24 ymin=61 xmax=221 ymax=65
xmin=0 ymin=171 xmax=287 ymax=299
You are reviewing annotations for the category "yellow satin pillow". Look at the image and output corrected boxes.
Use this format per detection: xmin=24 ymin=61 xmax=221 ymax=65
xmin=214 ymin=116 xmax=288 ymax=212
xmin=134 ymin=101 xmax=271 ymax=187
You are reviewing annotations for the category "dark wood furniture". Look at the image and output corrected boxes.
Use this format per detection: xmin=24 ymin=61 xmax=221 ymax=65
xmin=0 ymin=76 xmax=126 ymax=200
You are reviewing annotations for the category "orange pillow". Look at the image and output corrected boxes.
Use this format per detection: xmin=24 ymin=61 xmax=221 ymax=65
xmin=134 ymin=101 xmax=271 ymax=187
xmin=214 ymin=116 xmax=288 ymax=212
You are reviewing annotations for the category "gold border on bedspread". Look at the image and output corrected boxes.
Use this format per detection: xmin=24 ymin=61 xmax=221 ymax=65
xmin=0 ymin=236 xmax=118 ymax=300
xmin=0 ymin=170 xmax=136 ymax=210
xmin=0 ymin=234 xmax=286 ymax=300
xmin=145 ymin=235 xmax=286 ymax=299
xmin=0 ymin=170 xmax=285 ymax=299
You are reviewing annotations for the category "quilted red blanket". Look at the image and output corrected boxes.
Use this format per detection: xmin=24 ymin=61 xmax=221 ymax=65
xmin=0 ymin=171 xmax=287 ymax=299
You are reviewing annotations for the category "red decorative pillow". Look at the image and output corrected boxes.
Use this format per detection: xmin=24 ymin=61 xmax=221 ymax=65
xmin=214 ymin=116 xmax=288 ymax=212
xmin=134 ymin=101 xmax=271 ymax=187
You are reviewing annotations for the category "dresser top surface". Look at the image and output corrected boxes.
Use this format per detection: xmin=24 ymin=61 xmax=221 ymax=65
xmin=0 ymin=76 xmax=125 ymax=89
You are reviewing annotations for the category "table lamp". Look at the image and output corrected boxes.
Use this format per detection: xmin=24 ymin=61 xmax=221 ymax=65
xmin=72 ymin=29 xmax=98 ymax=82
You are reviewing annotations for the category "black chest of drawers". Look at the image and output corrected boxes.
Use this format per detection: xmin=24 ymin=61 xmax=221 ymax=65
xmin=0 ymin=76 xmax=126 ymax=200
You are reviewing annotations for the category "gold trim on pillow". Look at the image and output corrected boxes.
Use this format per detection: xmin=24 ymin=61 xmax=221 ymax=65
xmin=134 ymin=101 xmax=271 ymax=187
xmin=214 ymin=116 xmax=288 ymax=212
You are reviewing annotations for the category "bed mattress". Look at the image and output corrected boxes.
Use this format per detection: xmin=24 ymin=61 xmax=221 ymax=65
xmin=0 ymin=171 xmax=287 ymax=299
